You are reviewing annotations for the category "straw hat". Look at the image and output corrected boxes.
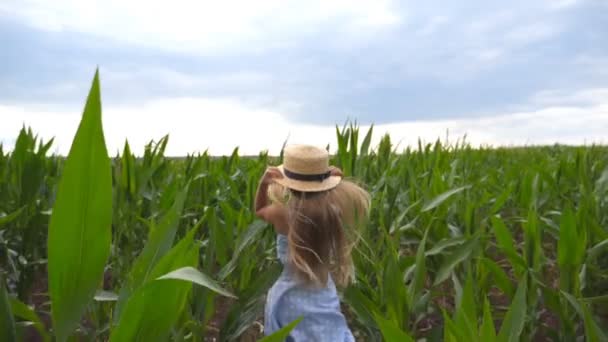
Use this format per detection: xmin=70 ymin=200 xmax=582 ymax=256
xmin=274 ymin=144 xmax=342 ymax=192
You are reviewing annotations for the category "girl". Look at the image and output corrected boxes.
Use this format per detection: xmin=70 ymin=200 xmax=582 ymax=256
xmin=255 ymin=144 xmax=370 ymax=341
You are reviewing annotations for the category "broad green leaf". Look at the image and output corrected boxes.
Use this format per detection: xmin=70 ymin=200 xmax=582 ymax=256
xmin=1 ymin=274 xmax=16 ymax=342
xmin=146 ymin=224 xmax=200 ymax=283
xmin=343 ymin=286 xmax=381 ymax=332
xmin=425 ymin=236 xmax=466 ymax=257
xmin=443 ymin=311 xmax=467 ymax=342
xmin=558 ymin=207 xmax=579 ymax=267
xmin=455 ymin=273 xmax=477 ymax=340
xmin=422 ymin=185 xmax=471 ymax=212
xmin=389 ymin=201 xmax=420 ymax=234
xmin=109 ymin=279 xmax=192 ymax=342
xmin=258 ymin=317 xmax=303 ymax=342
xmin=491 ymin=216 xmax=517 ymax=257
xmin=115 ymin=184 xmax=190 ymax=322
xmin=480 ymin=258 xmax=515 ymax=299
xmin=523 ymin=210 xmax=542 ymax=273
xmin=157 ymin=267 xmax=236 ymax=299
xmin=9 ymin=297 xmax=50 ymax=342
xmin=434 ymin=236 xmax=479 ymax=285
xmin=581 ymin=300 xmax=607 ymax=342
xmin=480 ymin=298 xmax=497 ymax=341
xmin=491 ymin=216 xmax=526 ymax=272
xmin=581 ymin=295 xmax=608 ymax=304
xmin=490 ymin=184 xmax=512 ymax=214
xmin=110 ymin=225 xmax=199 ymax=341
xmin=218 ymin=220 xmax=266 ymax=280
xmin=360 ymin=124 xmax=374 ymax=156
xmin=561 ymin=291 xmax=584 ymax=317
xmin=497 ymin=276 xmax=527 ymax=342
xmin=47 ymin=69 xmax=112 ymax=342
xmin=561 ymin=291 xmax=608 ymax=342
xmin=220 ymin=264 xmax=282 ymax=342
xmin=120 ymin=140 xmax=137 ymax=197
xmin=374 ymin=313 xmax=415 ymax=342
xmin=587 ymin=239 xmax=608 ymax=261
xmin=408 ymin=226 xmax=428 ymax=305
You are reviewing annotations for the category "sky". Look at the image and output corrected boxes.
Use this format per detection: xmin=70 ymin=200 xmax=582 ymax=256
xmin=1 ymin=0 xmax=607 ymax=155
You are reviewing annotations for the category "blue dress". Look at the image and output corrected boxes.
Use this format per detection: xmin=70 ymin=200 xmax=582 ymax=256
xmin=264 ymin=234 xmax=355 ymax=341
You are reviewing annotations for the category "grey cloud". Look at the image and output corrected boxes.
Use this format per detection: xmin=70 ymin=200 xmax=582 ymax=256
xmin=1 ymin=0 xmax=607 ymax=126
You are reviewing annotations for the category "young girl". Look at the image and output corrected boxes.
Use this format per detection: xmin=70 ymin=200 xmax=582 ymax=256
xmin=255 ymin=144 xmax=370 ymax=341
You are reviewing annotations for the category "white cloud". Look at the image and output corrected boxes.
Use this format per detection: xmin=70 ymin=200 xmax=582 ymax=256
xmin=504 ymin=22 xmax=561 ymax=46
xmin=575 ymin=55 xmax=608 ymax=77
xmin=417 ymin=15 xmax=448 ymax=35
xmin=474 ymin=48 xmax=504 ymax=62
xmin=1 ymin=89 xmax=606 ymax=156
xmin=547 ymin=0 xmax=584 ymax=10
xmin=102 ymin=66 xmax=272 ymax=91
xmin=0 ymin=0 xmax=401 ymax=55
xmin=530 ymin=87 xmax=608 ymax=107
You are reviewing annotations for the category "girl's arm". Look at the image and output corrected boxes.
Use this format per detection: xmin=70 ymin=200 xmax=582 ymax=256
xmin=254 ymin=167 xmax=289 ymax=234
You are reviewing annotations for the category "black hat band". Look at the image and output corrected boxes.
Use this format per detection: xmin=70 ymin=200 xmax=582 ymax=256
xmin=283 ymin=168 xmax=331 ymax=182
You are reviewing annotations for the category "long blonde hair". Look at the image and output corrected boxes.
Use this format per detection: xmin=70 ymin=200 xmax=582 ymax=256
xmin=269 ymin=179 xmax=370 ymax=288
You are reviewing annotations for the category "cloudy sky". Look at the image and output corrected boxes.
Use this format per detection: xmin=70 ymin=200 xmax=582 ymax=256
xmin=1 ymin=0 xmax=607 ymax=155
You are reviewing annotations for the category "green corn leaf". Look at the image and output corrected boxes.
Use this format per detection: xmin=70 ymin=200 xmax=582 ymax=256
xmin=480 ymin=258 xmax=515 ymax=299
xmin=434 ymin=236 xmax=479 ymax=285
xmin=490 ymin=184 xmax=512 ymax=214
xmin=157 ymin=267 xmax=236 ymax=299
xmin=561 ymin=291 xmax=607 ymax=342
xmin=145 ymin=224 xmax=200 ymax=283
xmin=110 ymin=225 xmax=199 ymax=341
xmin=581 ymin=300 xmax=607 ymax=342
xmin=115 ymin=184 xmax=190 ymax=322
xmin=38 ymin=137 xmax=55 ymax=156
xmin=422 ymin=185 xmax=471 ymax=212
xmin=343 ymin=286 xmax=381 ymax=332
xmin=0 ymin=206 xmax=25 ymax=228
xmin=491 ymin=216 xmax=517 ymax=258
xmin=360 ymin=124 xmax=374 ymax=156
xmin=561 ymin=291 xmax=583 ymax=317
xmin=374 ymin=313 xmax=415 ymax=342
xmin=558 ymin=207 xmax=578 ymax=267
xmin=112 ymin=266 xmax=237 ymax=342
xmin=425 ymin=236 xmax=467 ymax=257
xmin=581 ymin=295 xmax=608 ymax=304
xmin=220 ymin=264 xmax=281 ymax=341
xmin=409 ymin=226 xmax=428 ymax=305
xmin=47 ymin=69 xmax=112 ymax=342
xmin=121 ymin=140 xmax=137 ymax=197
xmin=109 ymin=279 xmax=193 ymax=342
xmin=258 ymin=317 xmax=303 ymax=342
xmin=455 ymin=273 xmax=477 ymax=340
xmin=1 ymin=274 xmax=16 ymax=342
xmin=497 ymin=275 xmax=527 ymax=342
xmin=218 ymin=220 xmax=266 ymax=280
xmin=491 ymin=216 xmax=526 ymax=273
xmin=587 ymin=239 xmax=608 ymax=261
xmin=523 ymin=210 xmax=542 ymax=273
xmin=443 ymin=311 xmax=467 ymax=342
xmin=480 ymin=298 xmax=497 ymax=341
xmin=9 ymin=297 xmax=50 ymax=342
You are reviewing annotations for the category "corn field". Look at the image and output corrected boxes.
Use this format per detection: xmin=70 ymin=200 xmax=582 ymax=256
xmin=1 ymin=72 xmax=607 ymax=342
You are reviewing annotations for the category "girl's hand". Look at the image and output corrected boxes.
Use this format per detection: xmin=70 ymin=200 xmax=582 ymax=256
xmin=329 ymin=166 xmax=343 ymax=177
xmin=261 ymin=166 xmax=283 ymax=185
